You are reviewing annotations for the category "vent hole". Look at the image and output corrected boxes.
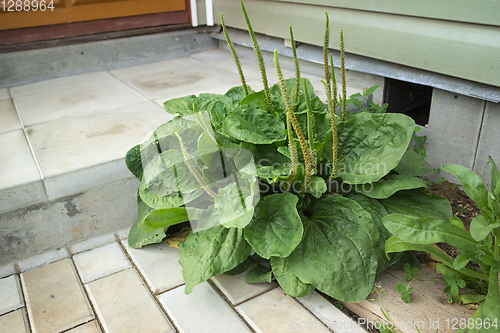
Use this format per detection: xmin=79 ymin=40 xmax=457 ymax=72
xmin=383 ymin=78 xmax=432 ymax=126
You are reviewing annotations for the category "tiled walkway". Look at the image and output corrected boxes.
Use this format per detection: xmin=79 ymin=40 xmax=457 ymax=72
xmin=0 ymin=229 xmax=365 ymax=333
xmin=1 ymin=48 xmax=366 ymax=332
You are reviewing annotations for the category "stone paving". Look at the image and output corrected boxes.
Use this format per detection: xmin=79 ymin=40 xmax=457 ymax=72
xmin=0 ymin=230 xmax=366 ymax=333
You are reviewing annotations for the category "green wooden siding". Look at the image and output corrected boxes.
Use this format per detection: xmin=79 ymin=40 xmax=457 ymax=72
xmin=215 ymin=0 xmax=500 ymax=87
xmin=276 ymin=0 xmax=500 ymax=26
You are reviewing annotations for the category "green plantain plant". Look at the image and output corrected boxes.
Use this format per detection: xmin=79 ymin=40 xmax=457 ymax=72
xmin=383 ymin=156 xmax=500 ymax=332
xmin=124 ymin=0 xmax=448 ymax=303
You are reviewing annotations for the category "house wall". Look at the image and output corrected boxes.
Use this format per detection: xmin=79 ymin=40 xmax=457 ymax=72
xmin=214 ymin=0 xmax=500 ymax=88
xmin=213 ymin=0 xmax=500 ymax=186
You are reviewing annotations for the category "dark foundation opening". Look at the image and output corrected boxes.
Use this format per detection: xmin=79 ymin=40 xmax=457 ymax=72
xmin=383 ymin=78 xmax=433 ymax=126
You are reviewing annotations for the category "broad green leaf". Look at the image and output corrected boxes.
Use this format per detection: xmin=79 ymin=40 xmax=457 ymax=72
xmin=247 ymin=143 xmax=292 ymax=183
xmin=125 ymin=144 xmax=143 ymax=180
xmin=477 ymin=270 xmax=500 ymax=332
xmin=225 ymin=85 xmax=254 ymax=105
xmin=296 ymin=112 xmax=329 ymax=143
xmin=379 ymin=189 xmax=452 ymax=221
xmin=349 ymin=194 xmax=392 ymax=273
xmin=356 ymin=174 xmax=427 ymax=199
xmin=460 ymin=294 xmax=486 ymax=304
xmin=286 ymin=195 xmax=379 ymax=302
xmin=140 ymin=208 xmax=190 ymax=233
xmin=450 ymin=217 xmax=466 ymax=230
xmin=364 ymin=85 xmax=379 ymax=96
xmin=139 ymin=150 xmax=203 ymax=209
xmin=178 ymin=226 xmax=253 ymax=294
xmin=163 ymin=93 xmax=233 ymax=116
xmin=384 ymin=237 xmax=487 ymax=280
xmin=128 ymin=196 xmax=164 ymax=248
xmin=306 ymin=176 xmax=327 ymax=198
xmin=269 ymin=78 xmax=326 ymax=121
xmin=470 ymin=216 xmax=500 ymax=241
xmin=224 ymin=257 xmax=253 ymax=276
xmin=223 ymin=106 xmax=286 ymax=144
xmin=207 ymin=101 xmax=228 ymax=132
xmin=489 ymin=156 xmax=500 ymax=191
xmin=442 ymin=164 xmax=489 ymax=211
xmin=246 ymin=266 xmax=273 ymax=284
xmin=383 ymin=214 xmax=494 ymax=260
xmin=393 ymin=149 xmax=429 ymax=177
xmin=453 ymin=254 xmax=470 ymax=270
xmin=324 ymin=113 xmax=415 ymax=183
xmin=271 ymin=256 xmax=314 ymax=297
xmin=244 ymin=193 xmax=302 ymax=259
xmin=197 ymin=131 xmax=219 ymax=166
xmin=238 ymin=91 xmax=268 ymax=110
xmin=140 ymin=116 xmax=198 ymax=168
xmin=214 ymin=176 xmax=258 ymax=229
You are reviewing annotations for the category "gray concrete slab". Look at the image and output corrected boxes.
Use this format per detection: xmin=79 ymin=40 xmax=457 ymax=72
xmin=473 ymin=101 xmax=500 ymax=189
xmin=0 ymin=177 xmax=139 ymax=266
xmin=419 ymin=88 xmax=486 ymax=183
xmin=0 ymin=29 xmax=217 ymax=88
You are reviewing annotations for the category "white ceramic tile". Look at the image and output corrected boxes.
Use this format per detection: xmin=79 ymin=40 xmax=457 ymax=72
xmin=67 ymin=321 xmax=102 ymax=333
xmin=211 ymin=269 xmax=278 ymax=306
xmin=0 ymin=309 xmax=29 ymax=333
xmin=0 ymin=263 xmax=16 ymax=279
xmin=21 ymin=259 xmax=94 ymax=333
xmin=0 ymin=130 xmax=40 ymax=190
xmin=116 ymin=227 xmax=131 ymax=240
xmin=0 ymin=179 xmax=47 ymax=214
xmin=69 ymin=234 xmax=117 ymax=255
xmin=0 ymin=99 xmax=21 ymax=133
xmin=123 ymin=241 xmax=184 ymax=294
xmin=18 ymin=248 xmax=69 ymax=273
xmin=73 ymin=243 xmax=131 ymax=284
xmin=27 ymin=101 xmax=172 ymax=179
xmin=236 ymin=288 xmax=330 ymax=333
xmin=10 ymin=71 xmax=118 ymax=99
xmin=158 ymin=282 xmax=251 ymax=333
xmin=0 ymin=275 xmax=23 ymax=315
xmin=110 ymin=57 xmax=202 ymax=79
xmin=115 ymin=61 xmax=242 ymax=100
xmin=295 ymin=291 xmax=366 ymax=333
xmin=0 ymin=88 xmax=10 ymax=100
xmin=86 ymin=268 xmax=173 ymax=333
xmin=15 ymin=78 xmax=148 ymax=126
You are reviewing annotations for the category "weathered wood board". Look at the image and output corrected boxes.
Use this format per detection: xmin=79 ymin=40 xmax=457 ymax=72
xmin=341 ymin=265 xmax=476 ymax=333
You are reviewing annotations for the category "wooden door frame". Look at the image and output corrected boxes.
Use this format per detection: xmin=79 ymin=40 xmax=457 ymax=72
xmin=0 ymin=0 xmax=192 ymax=47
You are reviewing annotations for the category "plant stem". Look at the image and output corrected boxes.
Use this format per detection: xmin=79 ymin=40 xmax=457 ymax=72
xmin=275 ymin=50 xmax=312 ymax=192
xmin=303 ymin=79 xmax=315 ymax=155
xmin=290 ymin=26 xmax=300 ymax=103
xmin=240 ymin=0 xmax=272 ymax=110
xmin=322 ymin=12 xmax=338 ymax=180
xmin=340 ymin=29 xmax=347 ymax=121
xmin=175 ymin=132 xmax=216 ymax=198
xmin=330 ymin=53 xmax=338 ymax=110
xmin=221 ymin=13 xmax=248 ymax=96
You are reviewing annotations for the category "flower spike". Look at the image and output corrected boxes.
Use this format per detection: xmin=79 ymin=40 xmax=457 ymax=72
xmin=221 ymin=13 xmax=248 ymax=96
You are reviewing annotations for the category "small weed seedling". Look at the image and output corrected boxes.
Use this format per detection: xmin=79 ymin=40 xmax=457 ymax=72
xmin=443 ymin=274 xmax=466 ymax=303
xmin=396 ymin=263 xmax=420 ymax=303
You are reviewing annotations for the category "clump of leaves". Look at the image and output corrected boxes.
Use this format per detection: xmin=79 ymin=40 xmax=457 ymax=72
xmin=124 ymin=0 xmax=446 ymax=304
xmin=384 ymin=156 xmax=500 ymax=332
